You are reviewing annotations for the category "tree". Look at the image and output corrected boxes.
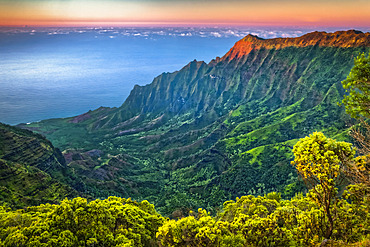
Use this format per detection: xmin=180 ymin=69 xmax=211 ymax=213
xmin=341 ymin=52 xmax=370 ymax=119
xmin=340 ymin=52 xmax=370 ymax=197
xmin=346 ymin=121 xmax=370 ymax=189
xmin=291 ymin=132 xmax=355 ymax=239
xmin=0 ymin=197 xmax=165 ymax=247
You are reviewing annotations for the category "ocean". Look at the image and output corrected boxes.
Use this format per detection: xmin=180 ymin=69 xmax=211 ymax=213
xmin=0 ymin=26 xmax=362 ymax=125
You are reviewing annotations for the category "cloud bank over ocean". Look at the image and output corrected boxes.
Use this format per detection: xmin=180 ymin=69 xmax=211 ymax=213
xmin=0 ymin=26 xmax=317 ymax=39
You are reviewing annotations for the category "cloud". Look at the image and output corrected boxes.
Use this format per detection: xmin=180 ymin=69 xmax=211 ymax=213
xmin=3 ymin=26 xmax=368 ymax=40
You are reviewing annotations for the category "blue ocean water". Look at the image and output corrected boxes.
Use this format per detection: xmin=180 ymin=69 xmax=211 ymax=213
xmin=0 ymin=26 xmax=365 ymax=125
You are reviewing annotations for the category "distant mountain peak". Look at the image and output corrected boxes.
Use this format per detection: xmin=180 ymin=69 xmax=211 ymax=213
xmin=222 ymin=30 xmax=370 ymax=61
xmin=244 ymin=33 xmax=263 ymax=39
xmin=335 ymin=30 xmax=363 ymax=35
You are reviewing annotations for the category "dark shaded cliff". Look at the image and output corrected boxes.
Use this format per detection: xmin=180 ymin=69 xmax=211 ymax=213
xmin=0 ymin=123 xmax=80 ymax=208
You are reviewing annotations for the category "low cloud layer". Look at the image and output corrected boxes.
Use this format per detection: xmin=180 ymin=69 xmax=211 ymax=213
xmin=1 ymin=26 xmax=353 ymax=39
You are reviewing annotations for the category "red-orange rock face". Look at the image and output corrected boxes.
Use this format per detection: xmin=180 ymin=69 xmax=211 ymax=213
xmin=222 ymin=30 xmax=370 ymax=61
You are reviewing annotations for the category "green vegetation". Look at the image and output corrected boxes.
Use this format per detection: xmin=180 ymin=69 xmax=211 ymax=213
xmin=292 ymin=132 xmax=356 ymax=239
xmin=22 ymin=46 xmax=368 ymax=215
xmin=156 ymin=130 xmax=370 ymax=246
xmin=341 ymin=52 xmax=370 ymax=119
xmin=157 ymin=193 xmax=370 ymax=246
xmin=1 ymin=31 xmax=370 ymax=245
xmin=0 ymin=188 xmax=369 ymax=246
xmin=0 ymin=197 xmax=164 ymax=246
xmin=0 ymin=123 xmax=80 ymax=208
xmin=0 ymin=159 xmax=75 ymax=209
xmin=15 ymin=31 xmax=369 ymax=215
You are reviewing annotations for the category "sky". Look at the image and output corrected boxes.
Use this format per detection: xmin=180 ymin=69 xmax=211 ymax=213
xmin=0 ymin=0 xmax=369 ymax=27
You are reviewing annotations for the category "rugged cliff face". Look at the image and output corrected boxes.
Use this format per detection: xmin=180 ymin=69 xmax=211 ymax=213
xmin=79 ymin=31 xmax=369 ymax=131
xmin=20 ymin=30 xmax=370 ymax=215
xmin=0 ymin=123 xmax=65 ymax=171
xmin=0 ymin=123 xmax=79 ymax=208
xmin=222 ymin=30 xmax=370 ymax=60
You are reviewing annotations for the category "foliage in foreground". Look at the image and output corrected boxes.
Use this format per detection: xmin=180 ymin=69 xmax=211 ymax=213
xmin=291 ymin=132 xmax=356 ymax=239
xmin=0 ymin=197 xmax=165 ymax=247
xmin=157 ymin=193 xmax=370 ymax=247
xmin=0 ymin=191 xmax=369 ymax=246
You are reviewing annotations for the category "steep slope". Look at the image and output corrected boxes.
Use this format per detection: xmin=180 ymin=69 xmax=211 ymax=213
xmin=0 ymin=123 xmax=80 ymax=208
xmin=21 ymin=30 xmax=370 ymax=215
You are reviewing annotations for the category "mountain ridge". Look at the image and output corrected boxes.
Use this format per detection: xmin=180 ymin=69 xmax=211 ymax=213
xmin=222 ymin=30 xmax=370 ymax=61
xmin=53 ymin=30 xmax=370 ymax=133
xmin=18 ymin=30 xmax=370 ymax=214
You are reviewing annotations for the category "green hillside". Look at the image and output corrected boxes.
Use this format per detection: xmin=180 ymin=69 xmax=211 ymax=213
xmin=0 ymin=123 xmax=81 ymax=208
xmin=19 ymin=30 xmax=370 ymax=215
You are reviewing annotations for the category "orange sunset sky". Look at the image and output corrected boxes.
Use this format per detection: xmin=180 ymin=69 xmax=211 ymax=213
xmin=0 ymin=0 xmax=369 ymax=27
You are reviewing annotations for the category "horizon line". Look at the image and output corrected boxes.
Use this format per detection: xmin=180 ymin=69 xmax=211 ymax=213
xmin=1 ymin=22 xmax=370 ymax=29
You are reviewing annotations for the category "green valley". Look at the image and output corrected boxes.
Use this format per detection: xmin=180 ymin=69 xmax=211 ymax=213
xmin=17 ymin=30 xmax=370 ymax=216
